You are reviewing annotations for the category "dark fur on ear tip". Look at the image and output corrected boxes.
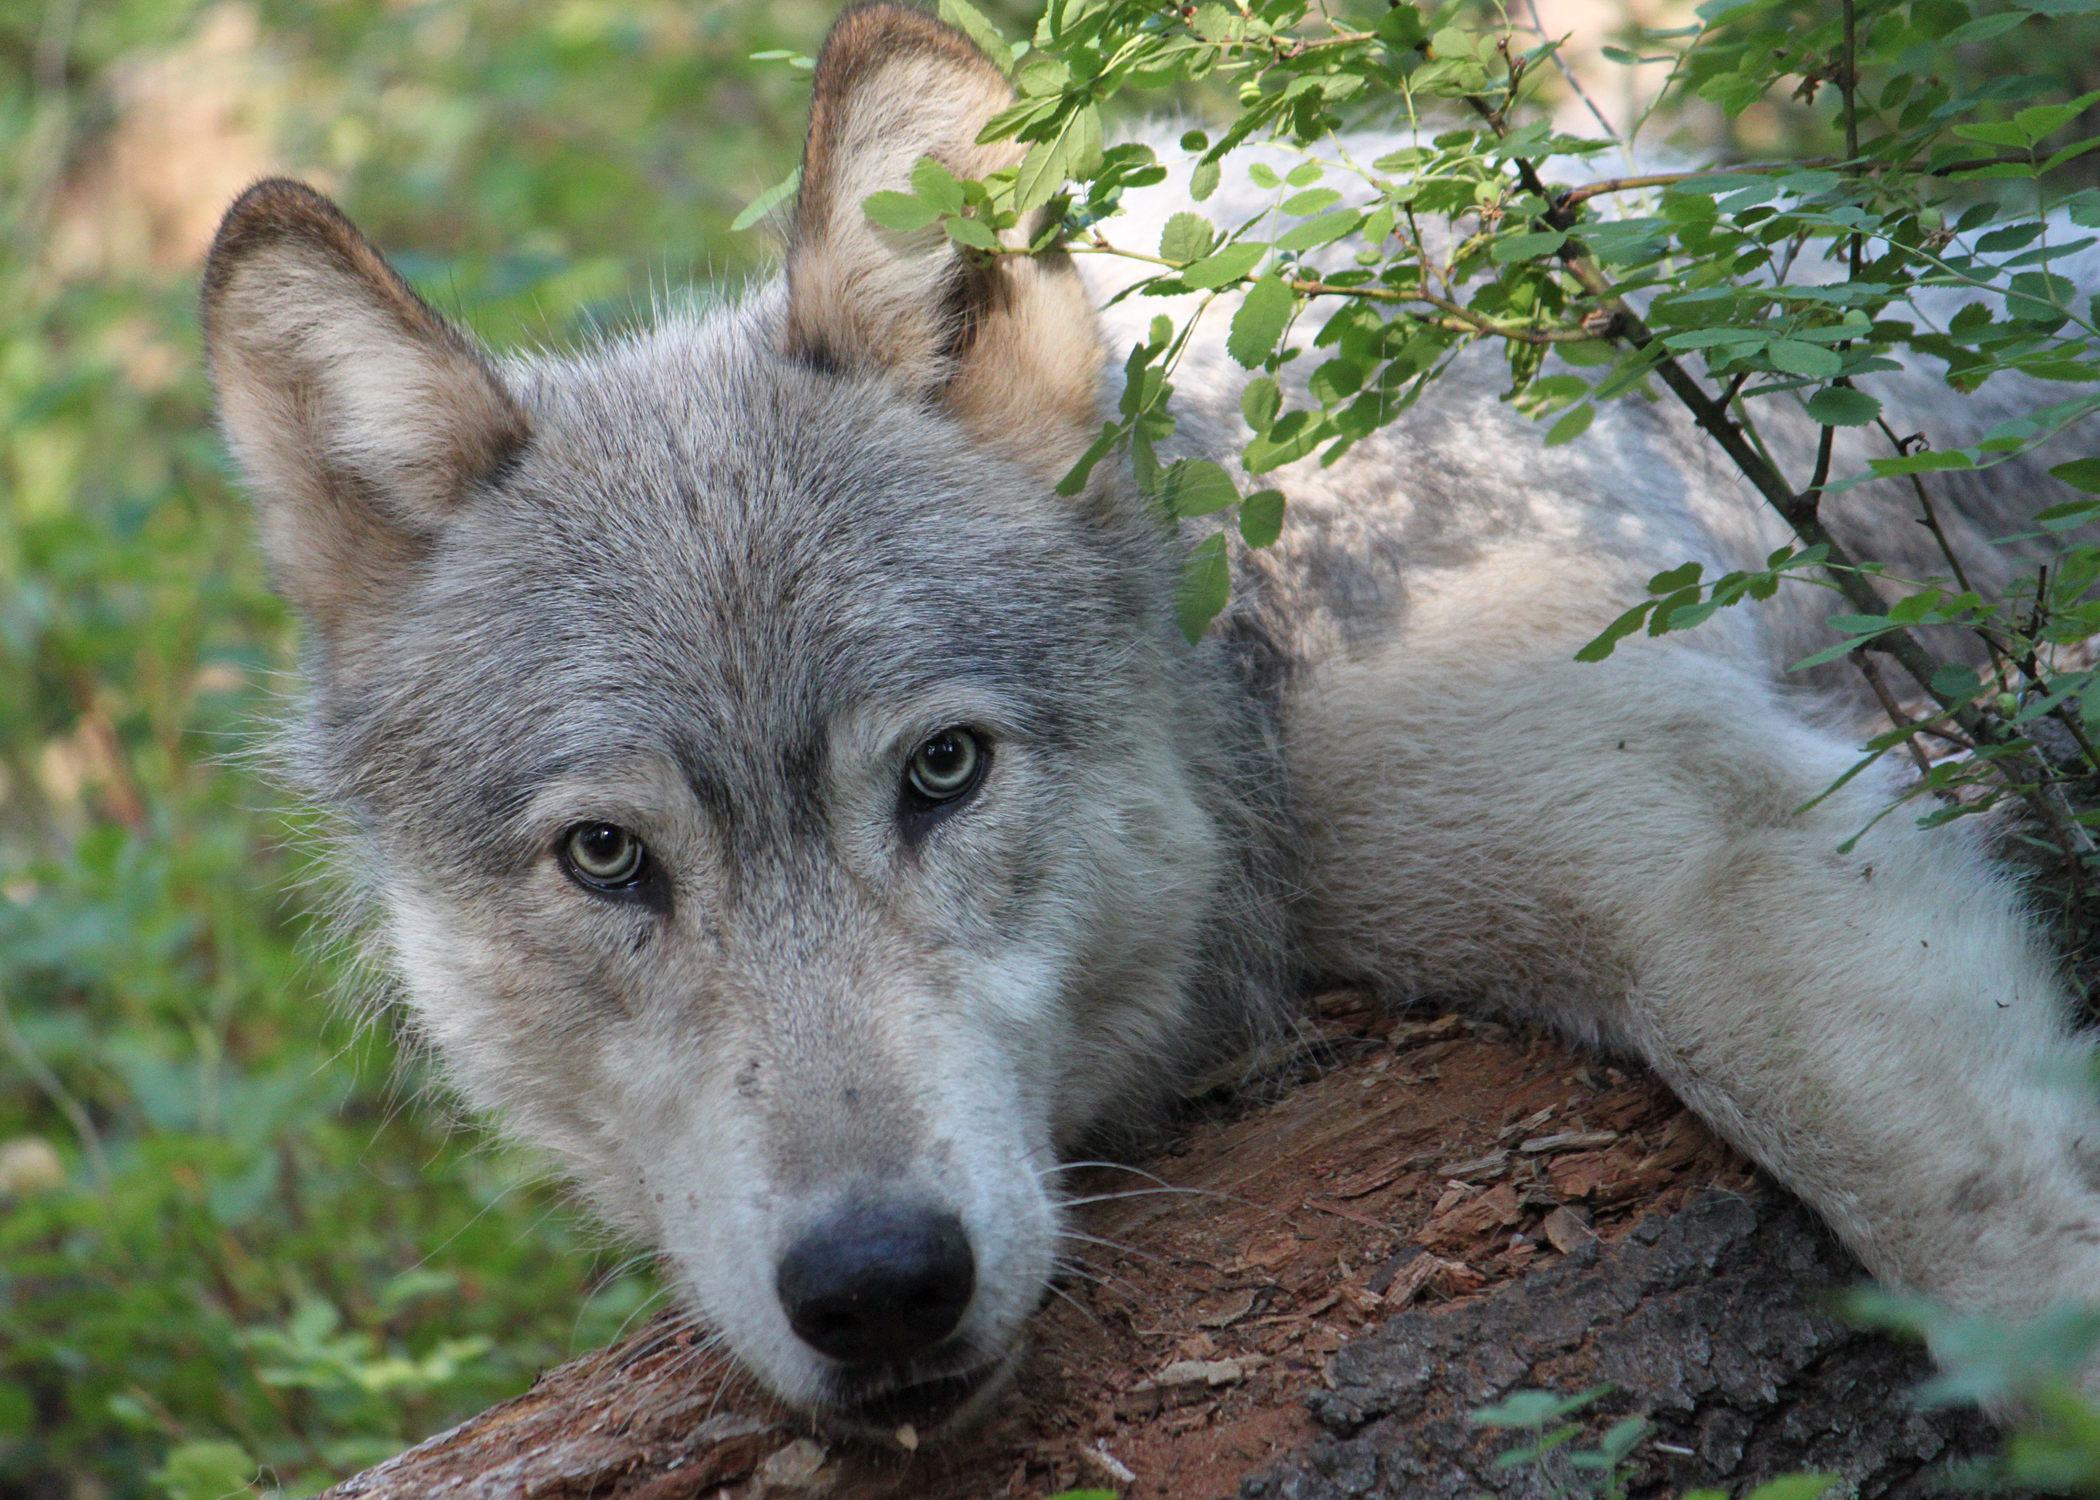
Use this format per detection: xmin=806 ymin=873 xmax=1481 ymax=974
xmin=201 ymin=178 xmax=485 ymax=371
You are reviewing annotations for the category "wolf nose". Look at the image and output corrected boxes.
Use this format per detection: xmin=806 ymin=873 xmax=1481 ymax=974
xmin=776 ymin=1204 xmax=975 ymax=1364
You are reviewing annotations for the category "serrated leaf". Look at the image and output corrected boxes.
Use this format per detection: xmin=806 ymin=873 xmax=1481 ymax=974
xmin=911 ymin=156 xmax=966 ymax=215
xmin=1164 ymin=459 xmax=1241 ymax=518
xmin=1804 ymin=387 xmax=1883 ymax=426
xmin=730 ymin=167 xmax=801 ymax=233
xmin=2051 ymin=458 xmax=2100 ymax=492
xmin=944 ymin=215 xmax=1001 ymax=251
xmin=1177 ymin=531 xmax=1232 ymax=642
xmin=1182 ymin=242 xmax=1268 ymax=288
xmin=938 ymin=0 xmax=1016 ymax=72
xmin=1492 ymin=230 xmax=1567 ymax=263
xmin=1013 ymin=53 xmax=1070 ymax=96
xmin=862 ymin=191 xmax=941 ymax=233
xmin=1015 ymin=104 xmax=1101 ymax=212
xmin=1282 ymin=188 xmax=1343 ymax=215
xmin=1545 ymin=403 xmax=1596 ymax=446
xmin=1160 ymin=212 xmax=1216 ymax=264
xmin=1241 ymin=377 xmax=1282 ymax=434
xmin=1577 ymin=601 xmax=1656 ymax=661
xmin=1766 ymin=340 xmax=1843 ymax=379
xmin=1190 ymin=159 xmax=1222 ymax=201
xmin=1275 ymin=210 xmax=1363 ymax=253
xmin=1239 ymin=489 xmax=1286 ymax=547
xmin=1229 ymin=274 xmax=1295 ymax=367
xmin=1429 ymin=25 xmax=1473 ymax=58
xmin=1931 ymin=663 xmax=1985 ymax=700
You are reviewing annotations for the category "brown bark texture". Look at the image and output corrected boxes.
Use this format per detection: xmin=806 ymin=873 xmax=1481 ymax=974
xmin=321 ymin=1007 xmax=2011 ymax=1500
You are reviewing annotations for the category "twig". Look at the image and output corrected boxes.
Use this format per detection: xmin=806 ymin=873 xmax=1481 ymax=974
xmin=1852 ymin=648 xmax=1939 ymax=781
xmin=0 ymin=996 xmax=109 ymax=1184
xmin=1555 ymin=154 xmax=2044 ymax=210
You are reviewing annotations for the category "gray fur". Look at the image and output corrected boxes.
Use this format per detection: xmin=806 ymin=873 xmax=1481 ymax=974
xmin=203 ymin=8 xmax=2100 ymax=1434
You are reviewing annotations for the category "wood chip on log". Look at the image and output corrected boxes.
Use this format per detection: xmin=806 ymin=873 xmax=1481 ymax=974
xmin=1519 ymin=1130 xmax=1621 ymax=1154
xmin=1541 ymin=1205 xmax=1598 ymax=1254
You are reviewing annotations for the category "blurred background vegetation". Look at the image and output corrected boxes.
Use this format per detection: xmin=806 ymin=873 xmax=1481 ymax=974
xmin=4 ymin=0 xmax=2100 ymax=1495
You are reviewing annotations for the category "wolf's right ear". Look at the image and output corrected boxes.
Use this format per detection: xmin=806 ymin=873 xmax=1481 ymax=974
xmin=202 ymin=179 xmax=529 ymax=657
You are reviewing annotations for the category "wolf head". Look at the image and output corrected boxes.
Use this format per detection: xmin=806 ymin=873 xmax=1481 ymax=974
xmin=202 ymin=2 xmax=1292 ymax=1429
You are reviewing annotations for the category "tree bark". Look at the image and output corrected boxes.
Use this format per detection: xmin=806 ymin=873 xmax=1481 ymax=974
xmin=321 ymin=1016 xmax=2012 ymax=1500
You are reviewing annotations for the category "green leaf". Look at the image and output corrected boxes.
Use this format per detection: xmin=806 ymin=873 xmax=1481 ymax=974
xmin=1241 ymin=377 xmax=1282 ymax=433
xmin=1282 ymin=188 xmax=1343 ymax=215
xmin=1472 ymin=1386 xmax=1610 ymax=1426
xmin=1663 ymin=327 xmax=1765 ymax=351
xmin=1766 ymin=340 xmax=1843 ymax=379
xmin=153 ymin=1441 xmax=258 ymax=1500
xmin=943 ymin=215 xmax=1001 ymax=251
xmin=910 ymin=156 xmax=966 ymax=215
xmin=1160 ymin=211 xmax=1216 ymax=264
xmin=1182 ymin=242 xmax=1268 ymax=289
xmin=1429 ymin=25 xmax=1474 ymax=58
xmin=1944 ymin=10 xmax=2027 ymax=41
xmin=1742 ymin=1477 xmax=1838 ymax=1500
xmin=1177 ymin=531 xmax=1232 ymax=642
xmin=1015 ymin=104 xmax=1101 ymax=212
xmin=2051 ymin=458 xmax=2100 ymax=492
xmin=862 ymin=190 xmax=940 ymax=233
xmin=1190 ymin=159 xmax=1222 ymax=201
xmin=1239 ymin=489 xmax=1286 ymax=547
xmin=1492 ymin=230 xmax=1567 ymax=264
xmin=1229 ymin=274 xmax=1295 ymax=368
xmin=1804 ymin=387 xmax=1883 ymax=426
xmin=1013 ymin=52 xmax=1070 ymax=95
xmin=1163 ymin=459 xmax=1240 ymax=518
xmin=1953 ymin=120 xmax=2039 ymax=149
xmin=938 ymin=0 xmax=1016 ymax=72
xmin=1577 ymin=601 xmax=1656 ymax=661
xmin=1932 ymin=663 xmax=1985 ymax=701
xmin=1545 ymin=403 xmax=1596 ymax=446
xmin=730 ymin=167 xmax=801 ymax=233
xmin=1275 ymin=210 xmax=1363 ymax=253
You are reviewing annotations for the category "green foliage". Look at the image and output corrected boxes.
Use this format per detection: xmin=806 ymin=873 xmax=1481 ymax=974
xmin=1474 ymin=1385 xmax=1832 ymax=1500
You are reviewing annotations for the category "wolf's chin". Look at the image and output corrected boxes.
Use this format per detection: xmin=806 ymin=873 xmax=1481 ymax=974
xmin=811 ymin=1340 xmax=1024 ymax=1440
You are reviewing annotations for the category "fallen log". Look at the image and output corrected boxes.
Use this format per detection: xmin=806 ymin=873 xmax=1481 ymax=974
xmin=323 ymin=1003 xmax=2005 ymax=1500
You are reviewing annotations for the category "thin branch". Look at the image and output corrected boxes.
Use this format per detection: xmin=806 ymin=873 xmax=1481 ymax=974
xmin=1853 ymin=648 xmax=1939 ymax=781
xmin=1555 ymin=154 xmax=2045 ymax=210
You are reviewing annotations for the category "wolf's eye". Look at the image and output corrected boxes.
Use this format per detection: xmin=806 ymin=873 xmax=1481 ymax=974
xmin=907 ymin=729 xmax=985 ymax=802
xmin=562 ymin=823 xmax=648 ymax=889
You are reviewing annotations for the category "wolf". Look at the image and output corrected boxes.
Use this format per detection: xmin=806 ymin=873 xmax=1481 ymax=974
xmin=201 ymin=0 xmax=2100 ymax=1437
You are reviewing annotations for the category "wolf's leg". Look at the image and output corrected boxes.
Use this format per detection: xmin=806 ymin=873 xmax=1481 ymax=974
xmin=1290 ymin=573 xmax=2100 ymax=1326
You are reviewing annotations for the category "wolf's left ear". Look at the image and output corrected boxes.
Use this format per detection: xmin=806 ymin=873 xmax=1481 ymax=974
xmin=785 ymin=2 xmax=1103 ymax=483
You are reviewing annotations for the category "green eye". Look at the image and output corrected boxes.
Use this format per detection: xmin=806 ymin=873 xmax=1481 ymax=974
xmin=563 ymin=823 xmax=647 ymax=888
xmin=907 ymin=729 xmax=984 ymax=801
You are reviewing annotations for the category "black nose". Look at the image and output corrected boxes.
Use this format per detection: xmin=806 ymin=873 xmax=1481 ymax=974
xmin=776 ymin=1203 xmax=975 ymax=1364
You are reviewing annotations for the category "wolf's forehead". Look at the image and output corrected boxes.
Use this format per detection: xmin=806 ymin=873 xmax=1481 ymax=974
xmin=369 ymin=332 xmax=1142 ymax=820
